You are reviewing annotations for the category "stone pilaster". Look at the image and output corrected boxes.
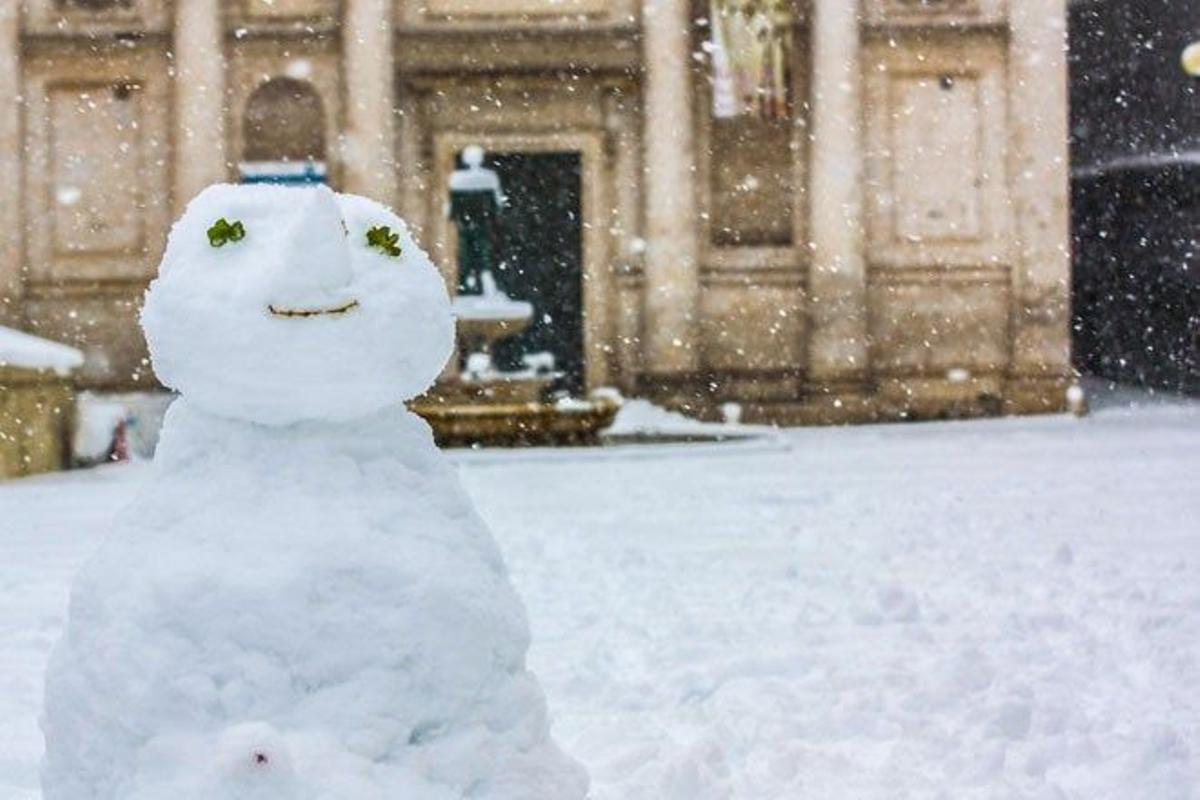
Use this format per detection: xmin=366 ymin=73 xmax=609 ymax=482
xmin=806 ymin=0 xmax=867 ymax=389
xmin=342 ymin=0 xmax=397 ymax=204
xmin=640 ymin=0 xmax=700 ymax=376
xmin=173 ymin=0 xmax=227 ymax=214
xmin=1007 ymin=0 xmax=1072 ymax=409
xmin=0 ymin=2 xmax=22 ymax=325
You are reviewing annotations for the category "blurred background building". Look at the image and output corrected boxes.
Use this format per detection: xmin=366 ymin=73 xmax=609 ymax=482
xmin=0 ymin=0 xmax=1072 ymax=424
xmin=1069 ymin=0 xmax=1200 ymax=396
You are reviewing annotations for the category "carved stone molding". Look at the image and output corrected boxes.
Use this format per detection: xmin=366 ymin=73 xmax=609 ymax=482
xmin=425 ymin=0 xmax=608 ymax=16
xmin=863 ymin=0 xmax=1006 ymax=28
xmin=23 ymin=0 xmax=169 ymax=36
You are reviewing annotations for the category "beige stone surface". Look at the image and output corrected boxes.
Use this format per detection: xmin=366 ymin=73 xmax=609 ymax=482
xmin=0 ymin=3 xmax=21 ymax=328
xmin=699 ymin=277 xmax=807 ymax=375
xmin=640 ymin=0 xmax=701 ymax=376
xmin=22 ymin=291 xmax=151 ymax=389
xmin=1 ymin=0 xmax=1074 ymax=422
xmin=342 ymin=0 xmax=397 ymax=203
xmin=807 ymin=0 xmax=869 ymax=387
xmin=242 ymin=0 xmax=334 ymax=20
xmin=174 ymin=0 xmax=228 ymax=213
xmin=862 ymin=0 xmax=1008 ymax=28
xmin=868 ymin=273 xmax=1010 ymax=376
xmin=0 ymin=366 xmax=76 ymax=480
xmin=1008 ymin=0 xmax=1072 ymax=387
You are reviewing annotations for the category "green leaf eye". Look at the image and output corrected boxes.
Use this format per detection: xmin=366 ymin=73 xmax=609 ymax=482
xmin=207 ymin=218 xmax=246 ymax=248
xmin=366 ymin=225 xmax=402 ymax=258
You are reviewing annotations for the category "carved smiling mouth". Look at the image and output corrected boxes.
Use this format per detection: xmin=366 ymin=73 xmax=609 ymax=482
xmin=267 ymin=299 xmax=361 ymax=319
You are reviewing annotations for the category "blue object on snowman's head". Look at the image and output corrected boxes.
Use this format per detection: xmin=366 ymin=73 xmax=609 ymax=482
xmin=141 ymin=183 xmax=455 ymax=426
xmin=238 ymin=160 xmax=328 ymax=186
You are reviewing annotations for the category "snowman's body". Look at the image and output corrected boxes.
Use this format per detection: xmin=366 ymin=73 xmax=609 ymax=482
xmin=41 ymin=185 xmax=587 ymax=800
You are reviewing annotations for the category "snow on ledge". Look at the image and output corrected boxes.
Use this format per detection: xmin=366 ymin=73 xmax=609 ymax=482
xmin=604 ymin=398 xmax=753 ymax=438
xmin=0 ymin=326 xmax=84 ymax=376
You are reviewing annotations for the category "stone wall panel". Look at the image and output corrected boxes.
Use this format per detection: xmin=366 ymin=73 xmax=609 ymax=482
xmin=23 ymin=44 xmax=171 ymax=285
xmin=700 ymin=278 xmax=806 ymax=374
xmin=868 ymin=275 xmax=1010 ymax=376
xmin=863 ymin=33 xmax=1012 ymax=270
xmin=22 ymin=291 xmax=150 ymax=389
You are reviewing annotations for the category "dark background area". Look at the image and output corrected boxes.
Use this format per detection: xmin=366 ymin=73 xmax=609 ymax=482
xmin=485 ymin=152 xmax=585 ymax=394
xmin=1069 ymin=0 xmax=1200 ymax=394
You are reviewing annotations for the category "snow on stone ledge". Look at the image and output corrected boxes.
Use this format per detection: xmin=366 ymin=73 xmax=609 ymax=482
xmin=0 ymin=326 xmax=84 ymax=376
xmin=604 ymin=398 xmax=751 ymax=438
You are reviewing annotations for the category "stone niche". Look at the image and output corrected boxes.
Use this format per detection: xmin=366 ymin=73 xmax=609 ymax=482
xmin=227 ymin=41 xmax=342 ymax=182
xmin=697 ymin=2 xmax=807 ymax=274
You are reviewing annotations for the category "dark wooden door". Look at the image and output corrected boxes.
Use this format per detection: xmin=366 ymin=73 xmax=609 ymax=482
xmin=485 ymin=152 xmax=585 ymax=393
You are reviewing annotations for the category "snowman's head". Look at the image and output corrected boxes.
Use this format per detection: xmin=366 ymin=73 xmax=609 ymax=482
xmin=142 ymin=184 xmax=454 ymax=425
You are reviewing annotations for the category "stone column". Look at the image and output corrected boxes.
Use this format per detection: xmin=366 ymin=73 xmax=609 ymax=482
xmin=806 ymin=0 xmax=868 ymax=390
xmin=173 ymin=0 xmax=227 ymax=214
xmin=641 ymin=0 xmax=700 ymax=377
xmin=1008 ymin=0 xmax=1071 ymax=408
xmin=0 ymin=2 xmax=22 ymax=324
xmin=342 ymin=0 xmax=397 ymax=204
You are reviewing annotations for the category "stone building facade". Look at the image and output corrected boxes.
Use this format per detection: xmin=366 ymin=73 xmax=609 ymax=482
xmin=0 ymin=0 xmax=1072 ymax=423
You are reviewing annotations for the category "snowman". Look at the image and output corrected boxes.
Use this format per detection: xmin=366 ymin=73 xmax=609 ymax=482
xmin=41 ymin=184 xmax=589 ymax=800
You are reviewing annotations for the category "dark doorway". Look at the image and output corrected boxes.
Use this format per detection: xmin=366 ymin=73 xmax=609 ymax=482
xmin=481 ymin=152 xmax=585 ymax=393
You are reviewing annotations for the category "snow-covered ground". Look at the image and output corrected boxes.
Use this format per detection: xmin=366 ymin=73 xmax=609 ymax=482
xmin=2 ymin=385 xmax=1198 ymax=799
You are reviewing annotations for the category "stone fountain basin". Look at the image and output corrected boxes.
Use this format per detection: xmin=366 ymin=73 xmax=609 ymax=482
xmin=452 ymin=295 xmax=534 ymax=345
xmin=456 ymin=314 xmax=531 ymax=343
xmin=430 ymin=290 xmax=621 ymax=446
xmin=411 ymin=394 xmax=620 ymax=448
